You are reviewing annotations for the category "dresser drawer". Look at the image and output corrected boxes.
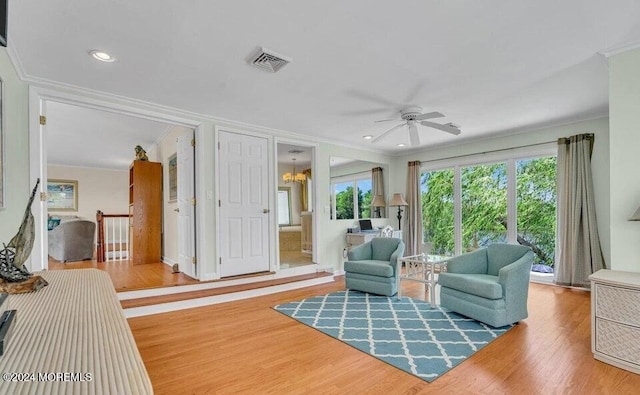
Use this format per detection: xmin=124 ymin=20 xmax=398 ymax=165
xmin=595 ymin=283 xmax=640 ymax=326
xmin=595 ymin=318 xmax=640 ymax=366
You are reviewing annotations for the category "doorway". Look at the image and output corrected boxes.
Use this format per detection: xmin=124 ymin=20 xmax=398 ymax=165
xmin=277 ymin=143 xmax=315 ymax=269
xmin=29 ymin=93 xmax=200 ymax=290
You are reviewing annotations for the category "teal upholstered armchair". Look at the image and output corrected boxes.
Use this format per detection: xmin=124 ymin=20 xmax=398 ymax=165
xmin=437 ymin=243 xmax=534 ymax=327
xmin=345 ymin=238 xmax=405 ymax=296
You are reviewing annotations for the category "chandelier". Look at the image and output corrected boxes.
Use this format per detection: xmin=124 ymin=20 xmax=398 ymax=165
xmin=283 ymin=158 xmax=306 ymax=183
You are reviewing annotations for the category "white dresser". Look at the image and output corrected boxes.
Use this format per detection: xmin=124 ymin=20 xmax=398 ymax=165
xmin=589 ymin=269 xmax=640 ymax=374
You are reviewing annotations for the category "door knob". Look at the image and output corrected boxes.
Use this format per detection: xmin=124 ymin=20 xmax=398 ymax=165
xmin=263 ymin=209 xmax=270 ymax=213
xmin=174 ymin=208 xmax=180 ymax=213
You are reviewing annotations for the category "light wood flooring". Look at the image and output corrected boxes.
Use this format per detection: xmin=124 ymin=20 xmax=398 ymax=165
xmin=47 ymin=258 xmax=199 ymax=292
xmin=128 ymin=279 xmax=640 ymax=394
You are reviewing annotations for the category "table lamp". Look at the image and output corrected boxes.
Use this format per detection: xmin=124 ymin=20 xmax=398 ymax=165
xmin=370 ymin=195 xmax=386 ymax=218
xmin=389 ymin=193 xmax=408 ymax=230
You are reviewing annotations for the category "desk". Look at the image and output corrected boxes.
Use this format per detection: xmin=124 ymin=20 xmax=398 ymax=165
xmin=397 ymin=253 xmax=450 ymax=308
xmin=0 ymin=269 xmax=152 ymax=395
xmin=346 ymin=230 xmax=402 ymax=250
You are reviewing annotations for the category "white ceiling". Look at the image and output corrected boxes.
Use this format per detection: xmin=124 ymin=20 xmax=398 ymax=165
xmin=46 ymin=102 xmax=174 ymax=170
xmin=9 ymin=1 xmax=640 ymax=159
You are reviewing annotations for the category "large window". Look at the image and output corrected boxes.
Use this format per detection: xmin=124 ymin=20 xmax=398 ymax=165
xmin=421 ymin=169 xmax=455 ymax=256
xmin=421 ymin=152 xmax=556 ymax=268
xmin=461 ymin=162 xmax=507 ymax=251
xmin=332 ymin=174 xmax=372 ymax=220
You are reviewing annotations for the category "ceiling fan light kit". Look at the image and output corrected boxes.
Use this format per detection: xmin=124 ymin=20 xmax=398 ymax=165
xmin=370 ymin=106 xmax=461 ymax=147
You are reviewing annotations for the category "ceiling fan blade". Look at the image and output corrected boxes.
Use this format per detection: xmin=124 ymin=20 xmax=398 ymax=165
xmin=420 ymin=121 xmax=461 ymax=135
xmin=345 ymin=89 xmax=400 ymax=107
xmin=403 ymin=82 xmax=426 ymax=104
xmin=415 ymin=111 xmax=445 ymax=121
xmin=341 ymin=108 xmax=393 ymax=116
xmin=374 ymin=118 xmax=399 ymax=123
xmin=409 ymin=124 xmax=420 ymax=146
xmin=372 ymin=123 xmax=406 ymax=143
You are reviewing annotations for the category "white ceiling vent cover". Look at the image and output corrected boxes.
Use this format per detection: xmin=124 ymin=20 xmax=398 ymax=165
xmin=247 ymin=46 xmax=292 ymax=73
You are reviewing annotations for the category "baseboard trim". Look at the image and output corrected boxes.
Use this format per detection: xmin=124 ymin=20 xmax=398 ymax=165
xmin=123 ymin=276 xmax=335 ymax=318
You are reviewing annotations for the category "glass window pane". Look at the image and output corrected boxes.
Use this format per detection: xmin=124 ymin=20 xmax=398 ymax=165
xmin=357 ymin=179 xmax=372 ymax=219
xmin=421 ymin=169 xmax=455 ymax=256
xmin=334 ymin=182 xmax=355 ymax=219
xmin=516 ymin=156 xmax=557 ymax=268
xmin=461 ymin=162 xmax=507 ymax=251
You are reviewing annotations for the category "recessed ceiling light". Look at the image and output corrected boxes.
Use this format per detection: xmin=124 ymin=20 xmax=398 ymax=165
xmin=397 ymin=143 xmax=406 ymax=147
xmin=363 ymin=135 xmax=373 ymax=140
xmin=89 ymin=50 xmax=116 ymax=62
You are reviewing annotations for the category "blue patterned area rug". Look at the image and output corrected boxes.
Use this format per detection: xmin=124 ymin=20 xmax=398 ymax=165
xmin=273 ymin=290 xmax=512 ymax=382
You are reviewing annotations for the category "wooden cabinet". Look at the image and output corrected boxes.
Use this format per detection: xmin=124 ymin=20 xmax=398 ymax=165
xmin=589 ymin=269 xmax=640 ymax=374
xmin=129 ymin=160 xmax=162 ymax=265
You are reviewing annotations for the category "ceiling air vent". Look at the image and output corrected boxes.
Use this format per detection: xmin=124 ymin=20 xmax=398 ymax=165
xmin=247 ymin=46 xmax=292 ymax=73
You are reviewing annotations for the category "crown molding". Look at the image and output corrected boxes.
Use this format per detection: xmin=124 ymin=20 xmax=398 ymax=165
xmin=598 ymin=41 xmax=640 ymax=58
xmin=5 ymin=40 xmax=28 ymax=80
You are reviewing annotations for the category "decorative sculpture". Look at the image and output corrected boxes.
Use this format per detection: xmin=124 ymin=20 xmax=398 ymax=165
xmin=0 ymin=179 xmax=48 ymax=293
xmin=134 ymin=145 xmax=149 ymax=161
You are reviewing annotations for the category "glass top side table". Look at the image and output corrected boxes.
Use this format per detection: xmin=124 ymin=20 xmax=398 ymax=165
xmin=397 ymin=253 xmax=451 ymax=308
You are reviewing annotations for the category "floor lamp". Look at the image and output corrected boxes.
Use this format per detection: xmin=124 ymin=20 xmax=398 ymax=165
xmin=389 ymin=193 xmax=408 ymax=230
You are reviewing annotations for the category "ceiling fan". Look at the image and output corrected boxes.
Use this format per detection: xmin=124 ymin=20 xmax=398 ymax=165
xmin=372 ymin=106 xmax=461 ymax=146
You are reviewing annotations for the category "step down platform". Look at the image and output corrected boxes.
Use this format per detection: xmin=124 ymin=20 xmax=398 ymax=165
xmin=121 ymin=272 xmax=334 ymax=318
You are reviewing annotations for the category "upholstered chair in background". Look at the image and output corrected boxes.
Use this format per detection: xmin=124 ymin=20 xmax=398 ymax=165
xmin=48 ymin=220 xmax=96 ymax=263
xmin=344 ymin=238 xmax=405 ymax=296
xmin=437 ymin=243 xmax=534 ymax=327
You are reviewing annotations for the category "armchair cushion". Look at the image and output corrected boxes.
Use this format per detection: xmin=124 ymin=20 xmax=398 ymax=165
xmin=344 ymin=260 xmax=395 ymax=277
xmin=437 ymin=273 xmax=502 ymax=299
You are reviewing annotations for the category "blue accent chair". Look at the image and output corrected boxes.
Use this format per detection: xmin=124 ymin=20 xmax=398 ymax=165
xmin=437 ymin=243 xmax=534 ymax=327
xmin=345 ymin=238 xmax=405 ymax=296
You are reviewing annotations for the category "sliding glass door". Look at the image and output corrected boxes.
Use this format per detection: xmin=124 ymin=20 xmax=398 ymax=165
xmin=421 ymin=153 xmax=557 ymax=269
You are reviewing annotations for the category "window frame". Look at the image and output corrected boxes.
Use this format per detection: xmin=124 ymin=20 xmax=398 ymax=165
xmin=331 ymin=171 xmax=372 ymax=221
xmin=421 ymin=144 xmax=556 ymax=256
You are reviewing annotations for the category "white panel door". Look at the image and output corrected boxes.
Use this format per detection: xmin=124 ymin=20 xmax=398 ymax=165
xmin=177 ymin=129 xmax=196 ymax=278
xmin=219 ymin=131 xmax=270 ymax=277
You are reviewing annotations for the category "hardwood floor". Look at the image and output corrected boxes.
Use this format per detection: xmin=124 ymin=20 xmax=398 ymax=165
xmin=128 ymin=279 xmax=640 ymax=394
xmin=47 ymin=258 xmax=199 ymax=292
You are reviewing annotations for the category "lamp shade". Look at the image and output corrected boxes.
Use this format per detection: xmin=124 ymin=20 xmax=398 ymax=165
xmin=389 ymin=193 xmax=408 ymax=207
xmin=371 ymin=195 xmax=386 ymax=207
xmin=630 ymin=205 xmax=640 ymax=221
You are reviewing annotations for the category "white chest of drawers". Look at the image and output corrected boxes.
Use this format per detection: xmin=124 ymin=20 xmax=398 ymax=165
xmin=589 ymin=269 xmax=640 ymax=374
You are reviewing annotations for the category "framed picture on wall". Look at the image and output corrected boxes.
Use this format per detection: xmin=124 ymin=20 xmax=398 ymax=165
xmin=168 ymin=154 xmax=177 ymax=202
xmin=47 ymin=179 xmax=78 ymax=211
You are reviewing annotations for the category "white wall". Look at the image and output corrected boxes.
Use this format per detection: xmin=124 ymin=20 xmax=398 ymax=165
xmin=609 ymin=48 xmax=640 ymax=273
xmin=390 ymin=117 xmax=611 ymax=266
xmin=0 ymin=49 xmax=30 ymax=245
xmin=47 ymin=165 xmax=129 ymax=222
xmin=316 ymin=144 xmax=393 ymax=271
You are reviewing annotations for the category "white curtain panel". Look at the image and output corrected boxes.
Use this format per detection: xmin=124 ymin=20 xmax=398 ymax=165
xmin=371 ymin=167 xmax=385 ymax=218
xmin=554 ymin=134 xmax=605 ymax=288
xmin=405 ymin=161 xmax=423 ymax=256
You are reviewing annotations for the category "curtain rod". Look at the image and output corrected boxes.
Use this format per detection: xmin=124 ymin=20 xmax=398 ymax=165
xmin=330 ymin=169 xmax=372 ymax=179
xmin=419 ymin=140 xmax=557 ymax=165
